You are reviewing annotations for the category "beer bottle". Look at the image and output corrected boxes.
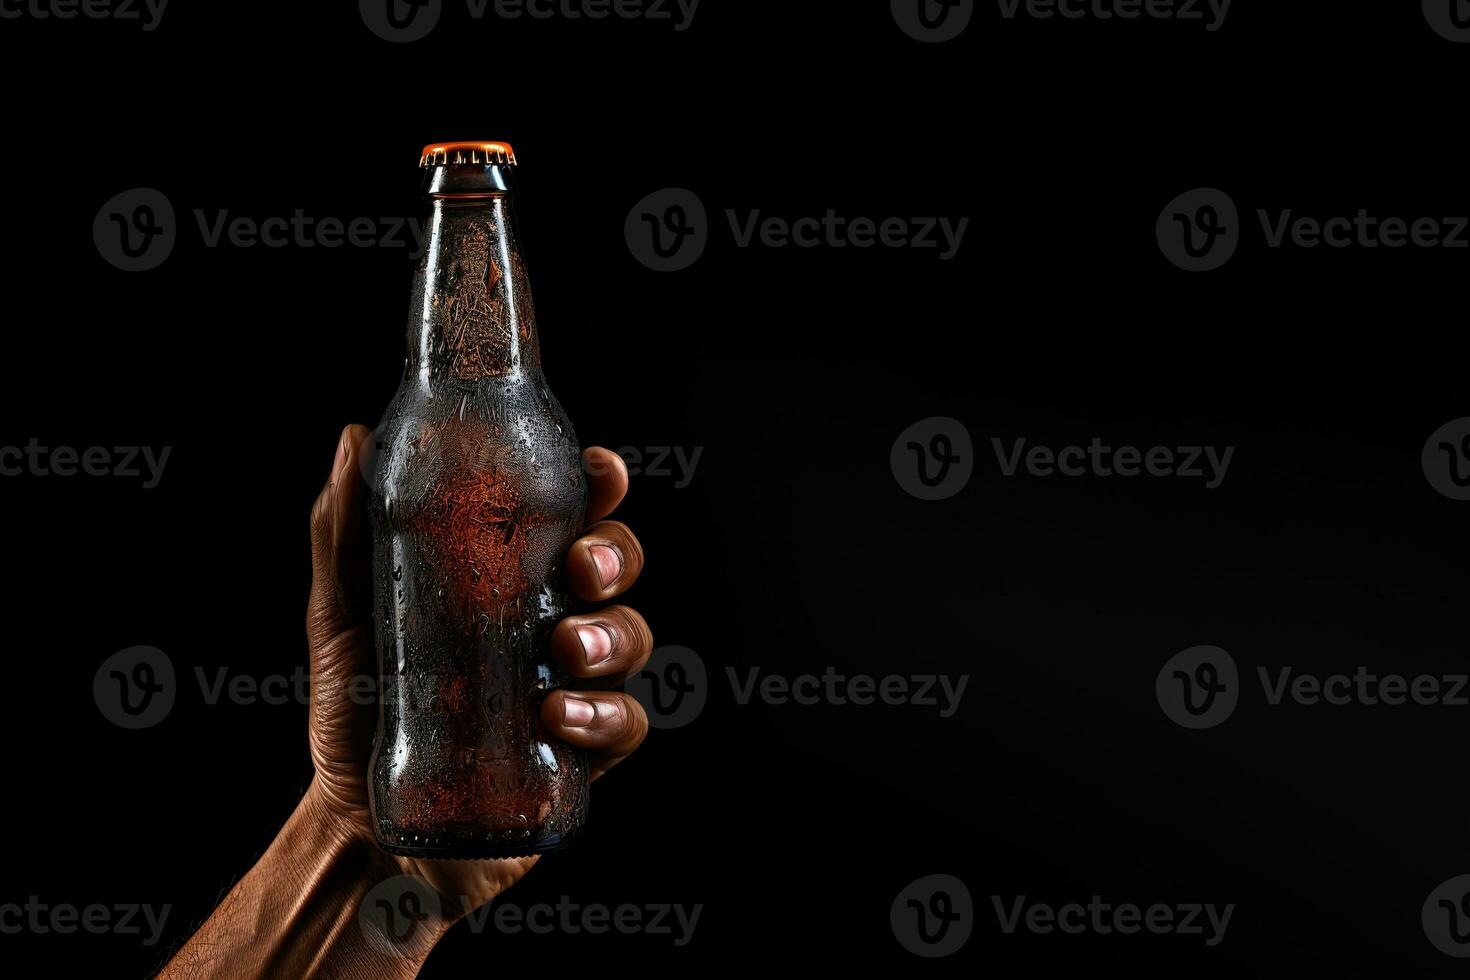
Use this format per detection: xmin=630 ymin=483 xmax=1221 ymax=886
xmin=366 ymin=142 xmax=589 ymax=858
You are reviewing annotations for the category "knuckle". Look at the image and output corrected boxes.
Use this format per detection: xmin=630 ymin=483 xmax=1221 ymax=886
xmin=611 ymin=605 xmax=653 ymax=655
xmin=616 ymin=694 xmax=650 ymax=744
xmin=309 ymin=489 xmax=334 ymax=539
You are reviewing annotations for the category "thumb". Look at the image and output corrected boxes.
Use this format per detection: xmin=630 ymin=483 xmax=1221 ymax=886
xmin=307 ymin=424 xmax=374 ymax=653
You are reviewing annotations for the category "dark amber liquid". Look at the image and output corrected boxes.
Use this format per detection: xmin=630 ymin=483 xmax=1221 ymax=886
xmin=366 ymin=187 xmax=589 ymax=858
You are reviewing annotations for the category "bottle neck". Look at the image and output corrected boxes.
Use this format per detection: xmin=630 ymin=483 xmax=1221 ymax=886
xmin=407 ymin=181 xmax=541 ymax=383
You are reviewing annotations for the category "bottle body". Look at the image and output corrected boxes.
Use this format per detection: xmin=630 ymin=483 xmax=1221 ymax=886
xmin=367 ymin=156 xmax=589 ymax=858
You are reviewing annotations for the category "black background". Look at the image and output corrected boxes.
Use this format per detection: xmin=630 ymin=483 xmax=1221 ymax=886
xmin=2 ymin=1 xmax=1468 ymax=976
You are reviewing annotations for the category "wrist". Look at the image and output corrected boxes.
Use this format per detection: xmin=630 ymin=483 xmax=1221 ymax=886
xmin=162 ymin=782 xmax=454 ymax=979
xmin=294 ymin=778 xmax=462 ymax=947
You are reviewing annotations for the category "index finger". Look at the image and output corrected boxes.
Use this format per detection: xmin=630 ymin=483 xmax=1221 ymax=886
xmin=582 ymin=447 xmax=628 ymax=523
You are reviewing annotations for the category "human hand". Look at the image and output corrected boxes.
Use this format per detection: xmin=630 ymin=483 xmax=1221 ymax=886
xmin=304 ymin=424 xmax=653 ymax=913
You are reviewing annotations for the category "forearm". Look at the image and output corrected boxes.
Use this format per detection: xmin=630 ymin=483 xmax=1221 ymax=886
xmin=158 ymin=782 xmax=451 ymax=980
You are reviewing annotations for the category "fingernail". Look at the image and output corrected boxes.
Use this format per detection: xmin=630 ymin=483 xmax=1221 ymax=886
xmin=576 ymin=624 xmax=613 ymax=666
xmin=590 ymin=545 xmax=621 ymax=589
xmin=562 ymin=696 xmax=597 ymax=728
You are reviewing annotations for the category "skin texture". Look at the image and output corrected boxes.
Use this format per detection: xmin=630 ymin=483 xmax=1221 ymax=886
xmin=158 ymin=427 xmax=651 ymax=979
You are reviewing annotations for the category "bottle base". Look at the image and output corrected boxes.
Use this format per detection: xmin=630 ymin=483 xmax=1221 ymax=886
xmin=375 ymin=829 xmax=580 ymax=860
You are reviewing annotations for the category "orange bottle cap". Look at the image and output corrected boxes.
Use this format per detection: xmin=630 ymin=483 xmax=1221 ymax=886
xmin=419 ymin=142 xmax=517 ymax=167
